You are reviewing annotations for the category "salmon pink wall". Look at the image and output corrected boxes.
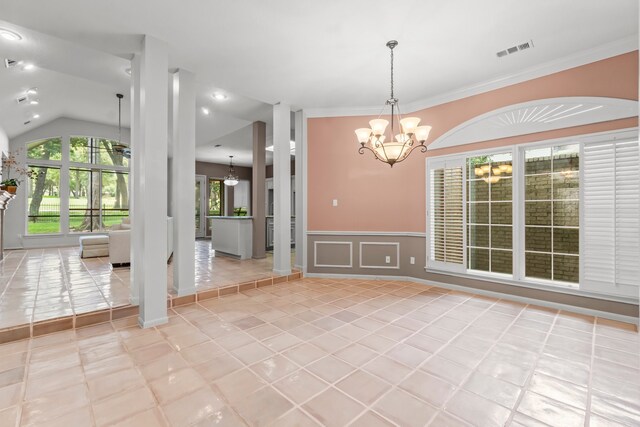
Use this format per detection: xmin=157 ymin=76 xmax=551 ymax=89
xmin=308 ymin=52 xmax=638 ymax=233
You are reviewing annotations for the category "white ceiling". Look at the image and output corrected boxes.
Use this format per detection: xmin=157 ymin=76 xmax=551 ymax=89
xmin=0 ymin=0 xmax=638 ymax=162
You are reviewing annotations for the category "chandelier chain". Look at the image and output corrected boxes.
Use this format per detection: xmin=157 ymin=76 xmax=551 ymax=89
xmin=390 ymin=46 xmax=394 ymax=100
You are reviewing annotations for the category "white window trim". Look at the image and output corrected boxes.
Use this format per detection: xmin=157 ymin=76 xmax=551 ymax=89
xmin=23 ymin=135 xmax=130 ymax=237
xmin=425 ymin=127 xmax=638 ymax=297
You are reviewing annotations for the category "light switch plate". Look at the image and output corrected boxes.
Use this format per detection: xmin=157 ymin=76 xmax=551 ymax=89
xmin=332 ymin=199 xmax=338 ymax=207
xmin=410 ymin=257 xmax=415 ymax=265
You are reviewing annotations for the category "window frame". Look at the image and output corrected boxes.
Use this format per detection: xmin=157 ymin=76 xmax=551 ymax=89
xmin=23 ymin=137 xmax=64 ymax=236
xmin=425 ymin=127 xmax=638 ymax=300
xmin=208 ymin=178 xmax=225 ymax=217
xmin=465 ymin=152 xmax=515 ymax=277
xmin=23 ymin=135 xmax=130 ymax=237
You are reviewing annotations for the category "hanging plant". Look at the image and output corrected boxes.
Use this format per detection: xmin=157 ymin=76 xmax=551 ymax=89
xmin=1 ymin=148 xmax=36 ymax=193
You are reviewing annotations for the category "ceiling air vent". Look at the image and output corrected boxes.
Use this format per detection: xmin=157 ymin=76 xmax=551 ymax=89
xmin=496 ymin=40 xmax=534 ymax=58
xmin=16 ymin=95 xmax=27 ymax=104
xmin=23 ymin=120 xmax=31 ymax=125
xmin=4 ymin=58 xmax=18 ymax=68
xmin=518 ymin=42 xmax=532 ymax=50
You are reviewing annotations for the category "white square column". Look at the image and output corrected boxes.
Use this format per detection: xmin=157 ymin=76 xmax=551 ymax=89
xmin=294 ymin=110 xmax=305 ymax=270
xmin=273 ymin=103 xmax=291 ymax=276
xmin=129 ymin=54 xmax=141 ymax=305
xmin=171 ymin=69 xmax=196 ymax=296
xmin=131 ymin=36 xmax=169 ymax=328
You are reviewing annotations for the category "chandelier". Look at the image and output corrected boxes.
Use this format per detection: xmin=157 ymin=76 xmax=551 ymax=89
xmin=355 ymin=40 xmax=432 ymax=167
xmin=223 ymin=156 xmax=239 ymax=186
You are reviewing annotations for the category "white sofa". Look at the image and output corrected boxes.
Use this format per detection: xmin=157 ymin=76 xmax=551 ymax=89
xmin=109 ymin=217 xmax=174 ymax=266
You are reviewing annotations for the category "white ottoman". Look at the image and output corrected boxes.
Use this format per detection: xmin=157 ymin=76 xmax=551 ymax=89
xmin=79 ymin=235 xmax=109 ymax=258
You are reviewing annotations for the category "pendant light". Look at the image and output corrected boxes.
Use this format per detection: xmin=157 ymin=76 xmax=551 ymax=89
xmin=224 ymin=156 xmax=239 ymax=186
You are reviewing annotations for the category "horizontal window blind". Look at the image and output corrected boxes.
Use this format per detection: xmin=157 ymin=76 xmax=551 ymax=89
xmin=583 ymin=139 xmax=639 ymax=297
xmin=429 ymin=162 xmax=465 ymax=271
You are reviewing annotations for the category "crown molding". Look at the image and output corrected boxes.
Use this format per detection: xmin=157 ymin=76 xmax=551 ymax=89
xmin=305 ymin=36 xmax=638 ymax=119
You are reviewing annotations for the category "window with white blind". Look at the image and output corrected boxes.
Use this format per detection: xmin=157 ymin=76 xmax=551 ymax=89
xmin=582 ymin=138 xmax=639 ymax=298
xmin=524 ymin=144 xmax=580 ymax=284
xmin=427 ymin=159 xmax=465 ymax=272
xmin=426 ymin=130 xmax=639 ymax=299
xmin=467 ymin=153 xmax=513 ymax=275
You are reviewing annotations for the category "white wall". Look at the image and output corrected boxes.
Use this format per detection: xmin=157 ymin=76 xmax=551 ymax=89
xmin=5 ymin=117 xmax=130 ymax=249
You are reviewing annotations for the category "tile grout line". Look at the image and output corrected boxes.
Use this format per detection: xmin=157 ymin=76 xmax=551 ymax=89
xmin=4 ymin=277 xmax=637 ymax=427
xmin=420 ymin=298 xmax=529 ymax=426
xmin=171 ymin=281 xmax=400 ymax=426
xmin=584 ymin=317 xmax=597 ymax=427
xmin=254 ymin=284 xmax=483 ymax=426
xmin=503 ymin=310 xmax=561 ymax=425
xmin=341 ymin=291 xmax=483 ymax=427
xmin=351 ymin=294 xmax=513 ymax=427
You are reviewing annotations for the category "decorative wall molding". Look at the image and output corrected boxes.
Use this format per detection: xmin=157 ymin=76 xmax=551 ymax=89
xmin=304 ymin=36 xmax=638 ymax=119
xmin=359 ymin=242 xmax=400 ymax=270
xmin=427 ymin=97 xmax=638 ymax=150
xmin=313 ymin=241 xmax=353 ymax=268
xmin=308 ymin=231 xmax=426 ymax=238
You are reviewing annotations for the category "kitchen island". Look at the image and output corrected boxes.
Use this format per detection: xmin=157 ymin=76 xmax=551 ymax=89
xmin=208 ymin=216 xmax=253 ymax=259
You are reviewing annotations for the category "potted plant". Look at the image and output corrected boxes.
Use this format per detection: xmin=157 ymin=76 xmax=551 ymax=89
xmin=1 ymin=149 xmax=35 ymax=195
xmin=0 ymin=178 xmax=19 ymax=194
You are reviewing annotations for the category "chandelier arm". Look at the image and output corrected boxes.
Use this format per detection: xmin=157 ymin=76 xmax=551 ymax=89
xmin=395 ymin=102 xmax=404 ymax=124
xmin=359 ymin=145 xmax=389 ymax=165
xmin=391 ymin=143 xmax=428 ymax=166
xmin=378 ymin=137 xmax=391 ymax=163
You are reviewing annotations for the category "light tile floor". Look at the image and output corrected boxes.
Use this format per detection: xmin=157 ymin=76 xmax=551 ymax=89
xmin=0 ymin=240 xmax=294 ymax=329
xmin=0 ymin=277 xmax=638 ymax=426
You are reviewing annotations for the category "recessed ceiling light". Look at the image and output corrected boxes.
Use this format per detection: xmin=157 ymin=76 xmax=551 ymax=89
xmin=0 ymin=28 xmax=22 ymax=41
xmin=212 ymin=92 xmax=227 ymax=101
xmin=26 ymin=87 xmax=38 ymax=95
xmin=201 ymin=107 xmax=210 ymax=115
xmin=29 ymin=99 xmax=39 ymax=105
xmin=22 ymin=63 xmax=35 ymax=71
xmin=32 ymin=113 xmax=40 ymax=119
